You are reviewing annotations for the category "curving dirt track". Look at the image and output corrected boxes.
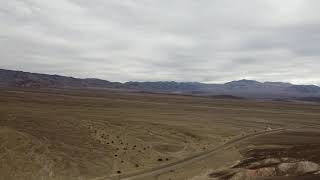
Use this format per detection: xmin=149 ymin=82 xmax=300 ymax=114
xmin=93 ymin=128 xmax=286 ymax=180
xmin=2 ymin=89 xmax=319 ymax=180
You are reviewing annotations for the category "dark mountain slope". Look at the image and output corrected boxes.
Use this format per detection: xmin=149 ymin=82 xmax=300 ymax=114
xmin=0 ymin=69 xmax=122 ymax=88
xmin=286 ymin=85 xmax=320 ymax=94
xmin=1 ymin=69 xmax=319 ymax=100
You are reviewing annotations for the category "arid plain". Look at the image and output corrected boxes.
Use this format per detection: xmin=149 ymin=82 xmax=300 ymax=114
xmin=1 ymin=88 xmax=320 ymax=180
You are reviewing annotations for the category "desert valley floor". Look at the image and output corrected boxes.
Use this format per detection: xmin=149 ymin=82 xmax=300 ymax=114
xmin=0 ymin=88 xmax=320 ymax=180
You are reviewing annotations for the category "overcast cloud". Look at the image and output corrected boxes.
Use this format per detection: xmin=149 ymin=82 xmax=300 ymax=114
xmin=1 ymin=0 xmax=320 ymax=84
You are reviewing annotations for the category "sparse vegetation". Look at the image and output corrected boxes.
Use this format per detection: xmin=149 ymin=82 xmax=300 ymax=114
xmin=0 ymin=88 xmax=319 ymax=180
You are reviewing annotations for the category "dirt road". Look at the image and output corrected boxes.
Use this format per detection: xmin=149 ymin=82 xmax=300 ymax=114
xmin=93 ymin=128 xmax=285 ymax=180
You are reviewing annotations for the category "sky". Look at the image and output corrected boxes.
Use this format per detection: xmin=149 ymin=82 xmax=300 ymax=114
xmin=1 ymin=0 xmax=320 ymax=85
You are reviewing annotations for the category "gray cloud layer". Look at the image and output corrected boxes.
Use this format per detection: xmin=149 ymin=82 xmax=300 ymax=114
xmin=1 ymin=0 xmax=320 ymax=84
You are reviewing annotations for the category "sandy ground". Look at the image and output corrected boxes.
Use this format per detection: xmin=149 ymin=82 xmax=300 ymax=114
xmin=0 ymin=88 xmax=320 ymax=180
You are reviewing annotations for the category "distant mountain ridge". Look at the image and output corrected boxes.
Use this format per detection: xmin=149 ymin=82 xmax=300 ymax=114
xmin=1 ymin=69 xmax=320 ymax=100
xmin=0 ymin=69 xmax=122 ymax=89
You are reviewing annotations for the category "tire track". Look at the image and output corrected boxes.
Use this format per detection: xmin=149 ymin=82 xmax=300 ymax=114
xmin=92 ymin=128 xmax=286 ymax=180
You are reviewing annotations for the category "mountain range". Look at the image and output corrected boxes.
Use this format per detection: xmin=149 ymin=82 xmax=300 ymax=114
xmin=1 ymin=69 xmax=320 ymax=101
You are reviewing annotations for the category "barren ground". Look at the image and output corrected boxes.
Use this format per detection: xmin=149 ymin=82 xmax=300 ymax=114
xmin=0 ymin=88 xmax=320 ymax=180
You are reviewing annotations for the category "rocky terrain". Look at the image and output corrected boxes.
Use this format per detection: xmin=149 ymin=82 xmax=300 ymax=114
xmin=208 ymin=130 xmax=320 ymax=180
